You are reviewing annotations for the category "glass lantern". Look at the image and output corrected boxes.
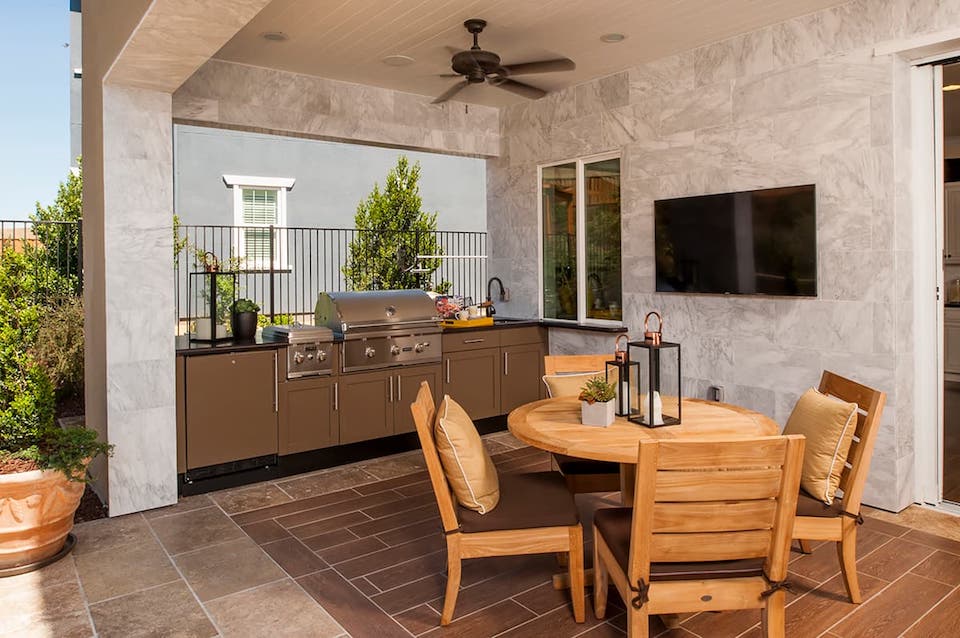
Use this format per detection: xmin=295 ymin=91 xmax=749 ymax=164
xmin=627 ymin=312 xmax=681 ymax=428
xmin=606 ymin=335 xmax=639 ymax=417
xmin=188 ymin=268 xmax=238 ymax=343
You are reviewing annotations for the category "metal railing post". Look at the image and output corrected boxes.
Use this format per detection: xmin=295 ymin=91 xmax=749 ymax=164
xmin=269 ymin=224 xmax=276 ymax=323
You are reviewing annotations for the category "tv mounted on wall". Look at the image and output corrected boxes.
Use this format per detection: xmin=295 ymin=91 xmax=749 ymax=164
xmin=654 ymin=185 xmax=817 ymax=297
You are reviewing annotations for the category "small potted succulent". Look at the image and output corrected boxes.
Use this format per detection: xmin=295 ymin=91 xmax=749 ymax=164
xmin=231 ymin=299 xmax=260 ymax=341
xmin=579 ymin=376 xmax=617 ymax=427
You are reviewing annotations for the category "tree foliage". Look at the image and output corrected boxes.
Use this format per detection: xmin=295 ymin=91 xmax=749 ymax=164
xmin=31 ymin=159 xmax=83 ymax=288
xmin=342 ymin=156 xmax=447 ymax=291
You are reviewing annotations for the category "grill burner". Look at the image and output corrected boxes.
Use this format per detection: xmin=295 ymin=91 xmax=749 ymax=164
xmin=262 ymin=325 xmax=335 ymax=379
xmin=315 ymin=290 xmax=442 ymax=373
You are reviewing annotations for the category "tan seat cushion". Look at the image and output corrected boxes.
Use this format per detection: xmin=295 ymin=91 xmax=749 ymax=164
xmin=783 ymin=388 xmax=859 ymax=505
xmin=435 ymin=395 xmax=499 ymax=514
xmin=594 ymin=508 xmax=765 ymax=581
xmin=543 ymin=371 xmax=604 ymax=398
xmin=457 ymin=471 xmax=579 ymax=532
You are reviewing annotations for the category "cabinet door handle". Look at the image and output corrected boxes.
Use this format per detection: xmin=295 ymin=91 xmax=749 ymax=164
xmin=389 ymin=375 xmax=394 ymax=403
xmin=463 ymin=338 xmax=485 ymax=344
xmin=273 ymin=351 xmax=279 ymax=413
xmin=504 ymin=351 xmax=509 ymax=376
xmin=333 ymin=382 xmax=338 ymax=411
xmin=445 ymin=359 xmax=451 ymax=384
xmin=396 ymin=375 xmax=402 ymax=402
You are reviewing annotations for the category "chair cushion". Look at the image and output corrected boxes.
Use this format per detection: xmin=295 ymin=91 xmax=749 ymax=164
xmin=796 ymin=488 xmax=844 ymax=518
xmin=593 ymin=507 xmax=765 ymax=581
xmin=543 ymin=371 xmax=607 ymax=399
xmin=457 ymin=471 xmax=579 ymax=533
xmin=435 ymin=395 xmax=500 ymax=514
xmin=553 ymin=453 xmax=620 ymax=476
xmin=783 ymin=388 xmax=859 ymax=505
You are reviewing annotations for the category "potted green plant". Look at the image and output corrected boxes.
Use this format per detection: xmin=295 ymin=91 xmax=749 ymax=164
xmin=578 ymin=376 xmax=617 ymax=427
xmin=0 ymin=251 xmax=112 ymax=574
xmin=232 ymin=298 xmax=260 ymax=341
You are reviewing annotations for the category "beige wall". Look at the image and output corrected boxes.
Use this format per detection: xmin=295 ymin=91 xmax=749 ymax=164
xmin=488 ymin=0 xmax=960 ymax=512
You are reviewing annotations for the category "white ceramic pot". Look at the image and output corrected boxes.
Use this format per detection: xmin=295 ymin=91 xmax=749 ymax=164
xmin=581 ymin=400 xmax=615 ymax=427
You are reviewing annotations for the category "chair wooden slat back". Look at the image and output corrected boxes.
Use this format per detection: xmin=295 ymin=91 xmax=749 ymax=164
xmin=629 ymin=436 xmax=805 ymax=584
xmin=544 ymin=354 xmax=612 ymax=376
xmin=410 ymin=381 xmax=460 ymax=533
xmin=817 ymin=371 xmax=886 ymax=515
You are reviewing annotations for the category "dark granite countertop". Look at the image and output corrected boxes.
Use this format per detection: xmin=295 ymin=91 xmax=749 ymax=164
xmin=175 ymin=334 xmax=287 ymax=356
xmin=441 ymin=317 xmax=628 ymax=334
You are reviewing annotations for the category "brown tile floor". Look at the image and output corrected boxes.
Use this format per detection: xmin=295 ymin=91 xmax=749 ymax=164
xmin=5 ymin=431 xmax=960 ymax=637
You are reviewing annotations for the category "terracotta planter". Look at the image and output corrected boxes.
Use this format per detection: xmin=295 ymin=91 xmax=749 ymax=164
xmin=0 ymin=467 xmax=85 ymax=571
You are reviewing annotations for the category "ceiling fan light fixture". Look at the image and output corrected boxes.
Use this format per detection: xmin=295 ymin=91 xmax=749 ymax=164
xmin=261 ymin=31 xmax=289 ymax=42
xmin=600 ymin=33 xmax=627 ymax=43
xmin=382 ymin=54 xmax=416 ymax=66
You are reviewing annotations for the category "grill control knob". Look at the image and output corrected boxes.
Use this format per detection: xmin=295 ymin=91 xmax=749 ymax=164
xmin=293 ymin=352 xmax=305 ymax=364
xmin=365 ymin=347 xmax=376 ymax=358
xmin=307 ymin=353 xmax=314 ymax=361
xmin=318 ymin=350 xmax=327 ymax=362
xmin=414 ymin=342 xmax=426 ymax=353
xmin=390 ymin=345 xmax=401 ymax=356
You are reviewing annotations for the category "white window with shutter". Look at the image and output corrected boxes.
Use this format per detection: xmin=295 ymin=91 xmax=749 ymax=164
xmin=223 ymin=175 xmax=295 ymax=270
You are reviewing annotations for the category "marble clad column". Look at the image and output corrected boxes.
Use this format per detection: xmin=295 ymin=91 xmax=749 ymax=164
xmin=100 ymin=85 xmax=177 ymax=515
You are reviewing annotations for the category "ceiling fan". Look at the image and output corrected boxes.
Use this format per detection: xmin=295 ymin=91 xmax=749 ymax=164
xmin=433 ymin=19 xmax=575 ymax=104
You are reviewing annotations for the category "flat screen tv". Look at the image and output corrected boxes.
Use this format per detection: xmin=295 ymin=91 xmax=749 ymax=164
xmin=654 ymin=185 xmax=817 ymax=297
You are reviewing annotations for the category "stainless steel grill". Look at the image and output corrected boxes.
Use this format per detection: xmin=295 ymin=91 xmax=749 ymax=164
xmin=315 ymin=290 xmax=441 ymax=373
xmin=262 ymin=325 xmax=335 ymax=379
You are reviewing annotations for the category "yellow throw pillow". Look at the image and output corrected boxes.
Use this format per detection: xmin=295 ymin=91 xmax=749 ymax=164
xmin=435 ymin=395 xmax=500 ymax=514
xmin=783 ymin=388 xmax=859 ymax=505
xmin=543 ymin=370 xmax=617 ymax=398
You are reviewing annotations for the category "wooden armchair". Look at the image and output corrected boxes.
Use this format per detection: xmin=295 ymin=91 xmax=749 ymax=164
xmin=793 ymin=371 xmax=887 ymax=603
xmin=594 ymin=435 xmax=805 ymax=637
xmin=410 ymin=381 xmax=585 ymax=625
xmin=543 ymin=354 xmax=622 ymax=494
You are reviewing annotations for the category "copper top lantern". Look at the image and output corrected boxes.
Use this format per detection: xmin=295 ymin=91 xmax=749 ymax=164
xmin=627 ymin=312 xmax=681 ymax=427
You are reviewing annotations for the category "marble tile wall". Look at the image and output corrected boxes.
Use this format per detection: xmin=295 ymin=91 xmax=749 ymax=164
xmin=173 ymin=59 xmax=501 ymax=158
xmin=488 ymin=0 xmax=960 ymax=511
xmin=100 ymin=85 xmax=179 ymax=515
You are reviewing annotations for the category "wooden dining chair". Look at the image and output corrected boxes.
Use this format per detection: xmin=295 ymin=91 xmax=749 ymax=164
xmin=410 ymin=381 xmax=586 ymax=625
xmin=793 ymin=371 xmax=887 ymax=604
xmin=543 ymin=354 xmax=622 ymax=494
xmin=593 ymin=435 xmax=805 ymax=638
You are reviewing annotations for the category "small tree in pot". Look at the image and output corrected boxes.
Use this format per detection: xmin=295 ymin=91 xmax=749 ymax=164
xmin=0 ymin=250 xmax=112 ymax=574
xmin=232 ymin=299 xmax=260 ymax=341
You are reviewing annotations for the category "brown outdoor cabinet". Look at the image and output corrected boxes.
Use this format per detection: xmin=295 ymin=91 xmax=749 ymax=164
xmin=184 ymin=350 xmax=279 ymax=470
xmin=499 ymin=342 xmax=545 ymax=414
xmin=393 ymin=364 xmax=443 ymax=434
xmin=337 ymin=369 xmax=395 ymax=444
xmin=280 ymin=376 xmax=339 ymax=455
xmin=442 ymin=347 xmax=502 ymax=420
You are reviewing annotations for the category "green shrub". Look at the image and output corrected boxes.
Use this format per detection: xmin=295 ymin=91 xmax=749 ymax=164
xmin=0 ymin=250 xmax=110 ymax=479
xmin=234 ymin=298 xmax=260 ymax=314
xmin=33 ymin=296 xmax=85 ymax=398
xmin=257 ymin=313 xmax=294 ymax=327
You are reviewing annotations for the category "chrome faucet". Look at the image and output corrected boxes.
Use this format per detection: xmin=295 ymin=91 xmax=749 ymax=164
xmin=486 ymin=276 xmax=505 ymax=302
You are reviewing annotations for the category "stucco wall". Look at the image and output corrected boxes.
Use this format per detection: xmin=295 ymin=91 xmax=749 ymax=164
xmin=487 ymin=0 xmax=960 ymax=511
xmin=173 ymin=59 xmax=500 ymax=158
xmin=173 ymin=124 xmax=487 ymax=231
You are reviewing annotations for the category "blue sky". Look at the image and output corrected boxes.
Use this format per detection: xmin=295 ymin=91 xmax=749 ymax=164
xmin=0 ymin=1 xmax=70 ymax=220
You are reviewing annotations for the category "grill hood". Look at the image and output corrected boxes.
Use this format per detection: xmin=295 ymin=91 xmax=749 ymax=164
xmin=315 ymin=290 xmax=440 ymax=335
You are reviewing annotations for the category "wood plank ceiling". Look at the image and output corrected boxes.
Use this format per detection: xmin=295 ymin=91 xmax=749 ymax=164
xmin=214 ymin=0 xmax=849 ymax=107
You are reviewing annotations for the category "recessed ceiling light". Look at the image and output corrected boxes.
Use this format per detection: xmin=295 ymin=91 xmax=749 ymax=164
xmin=944 ymin=84 xmax=960 ymax=91
xmin=382 ymin=54 xmax=416 ymax=66
xmin=600 ymin=33 xmax=626 ymax=43
xmin=261 ymin=31 xmax=288 ymax=42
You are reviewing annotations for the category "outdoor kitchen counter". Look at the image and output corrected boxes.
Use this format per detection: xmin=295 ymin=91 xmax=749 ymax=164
xmin=175 ymin=334 xmax=342 ymax=356
xmin=442 ymin=318 xmax=628 ymax=333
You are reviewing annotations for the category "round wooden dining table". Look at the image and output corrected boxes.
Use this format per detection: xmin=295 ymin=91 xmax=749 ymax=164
xmin=508 ymin=395 xmax=781 ymax=504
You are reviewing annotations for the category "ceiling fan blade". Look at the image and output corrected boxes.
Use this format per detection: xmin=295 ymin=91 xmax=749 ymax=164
xmin=432 ymin=80 xmax=470 ymax=104
xmin=490 ymin=78 xmax=547 ymax=100
xmin=499 ymin=58 xmax=576 ymax=75
xmin=436 ymin=73 xmax=462 ymax=77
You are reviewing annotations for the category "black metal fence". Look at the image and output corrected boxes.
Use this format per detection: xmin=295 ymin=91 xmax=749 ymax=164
xmin=175 ymin=224 xmax=486 ymax=329
xmin=0 ymin=219 xmax=83 ymax=296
